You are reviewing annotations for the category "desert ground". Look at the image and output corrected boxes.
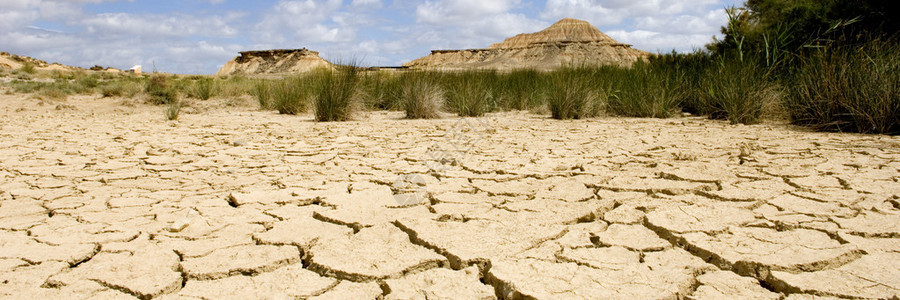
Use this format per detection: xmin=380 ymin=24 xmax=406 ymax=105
xmin=0 ymin=94 xmax=898 ymax=299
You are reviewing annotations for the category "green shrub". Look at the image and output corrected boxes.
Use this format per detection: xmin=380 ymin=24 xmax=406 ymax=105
xmin=146 ymin=74 xmax=177 ymax=105
xmin=251 ymin=80 xmax=273 ymax=110
xmin=271 ymin=76 xmax=311 ymax=115
xmin=606 ymin=63 xmax=683 ymax=118
xmin=215 ymin=76 xmax=252 ymax=98
xmin=496 ymin=69 xmax=543 ymax=111
xmin=360 ymin=71 xmax=403 ymax=110
xmin=787 ymin=40 xmax=900 ymax=134
xmin=401 ymin=74 xmax=444 ymax=119
xmin=165 ymin=101 xmax=181 ymax=121
xmin=545 ymin=67 xmax=604 ymax=119
xmin=314 ymin=66 xmax=361 ymax=122
xmin=19 ymin=62 xmax=36 ymax=74
xmin=443 ymin=71 xmax=495 ymax=117
xmin=193 ymin=77 xmax=214 ymax=100
xmin=695 ymin=59 xmax=781 ymax=124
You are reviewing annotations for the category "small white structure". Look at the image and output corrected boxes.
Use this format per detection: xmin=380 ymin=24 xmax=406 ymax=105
xmin=129 ymin=65 xmax=142 ymax=75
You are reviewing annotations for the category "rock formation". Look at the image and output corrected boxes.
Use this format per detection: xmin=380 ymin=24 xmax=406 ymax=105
xmin=215 ymin=48 xmax=333 ymax=76
xmin=404 ymin=18 xmax=652 ymax=71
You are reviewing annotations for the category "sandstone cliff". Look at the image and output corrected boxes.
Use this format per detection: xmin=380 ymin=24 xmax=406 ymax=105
xmin=215 ymin=48 xmax=333 ymax=76
xmin=404 ymin=18 xmax=651 ymax=71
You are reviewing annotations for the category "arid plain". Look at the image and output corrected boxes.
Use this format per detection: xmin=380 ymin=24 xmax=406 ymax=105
xmin=0 ymin=93 xmax=898 ymax=299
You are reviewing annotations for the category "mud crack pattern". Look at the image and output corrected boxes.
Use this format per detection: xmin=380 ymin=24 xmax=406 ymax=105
xmin=0 ymin=96 xmax=898 ymax=299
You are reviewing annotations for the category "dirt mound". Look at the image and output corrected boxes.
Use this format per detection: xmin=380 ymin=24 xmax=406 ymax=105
xmin=0 ymin=52 xmax=80 ymax=72
xmin=404 ymin=18 xmax=651 ymax=71
xmin=215 ymin=48 xmax=333 ymax=76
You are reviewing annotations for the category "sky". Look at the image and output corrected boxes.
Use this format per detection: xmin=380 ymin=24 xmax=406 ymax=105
xmin=0 ymin=0 xmax=744 ymax=74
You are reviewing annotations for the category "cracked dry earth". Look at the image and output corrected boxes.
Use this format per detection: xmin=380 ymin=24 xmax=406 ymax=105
xmin=1 ymin=95 xmax=899 ymax=300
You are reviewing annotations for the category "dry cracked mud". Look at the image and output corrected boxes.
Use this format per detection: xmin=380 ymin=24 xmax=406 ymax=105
xmin=0 ymin=95 xmax=898 ymax=299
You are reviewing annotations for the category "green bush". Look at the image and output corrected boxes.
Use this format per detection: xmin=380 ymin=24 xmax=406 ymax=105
xmin=19 ymin=62 xmax=36 ymax=74
xmin=314 ymin=66 xmax=361 ymax=122
xmin=401 ymin=74 xmax=444 ymax=119
xmin=360 ymin=71 xmax=403 ymax=110
xmin=695 ymin=59 xmax=781 ymax=124
xmin=443 ymin=71 xmax=495 ymax=117
xmin=787 ymin=40 xmax=900 ymax=134
xmin=165 ymin=101 xmax=181 ymax=121
xmin=606 ymin=63 xmax=683 ymax=118
xmin=545 ymin=67 xmax=604 ymax=119
xmin=192 ymin=77 xmax=214 ymax=100
xmin=146 ymin=74 xmax=178 ymax=105
xmin=271 ymin=76 xmax=311 ymax=115
xmin=251 ymin=80 xmax=273 ymax=110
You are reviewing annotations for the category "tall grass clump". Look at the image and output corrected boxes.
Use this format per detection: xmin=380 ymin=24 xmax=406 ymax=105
xmin=443 ymin=71 xmax=495 ymax=117
xmin=605 ymin=63 xmax=683 ymax=118
xmin=271 ymin=75 xmax=311 ymax=115
xmin=545 ymin=67 xmax=604 ymax=119
xmin=251 ymin=80 xmax=273 ymax=109
xmin=360 ymin=71 xmax=403 ymax=110
xmin=496 ymin=69 xmax=543 ymax=111
xmin=165 ymin=100 xmax=181 ymax=121
xmin=215 ymin=75 xmax=253 ymax=98
xmin=696 ymin=58 xmax=781 ymax=124
xmin=146 ymin=74 xmax=178 ymax=105
xmin=401 ymin=73 xmax=444 ymax=119
xmin=787 ymin=40 xmax=900 ymax=134
xmin=192 ymin=77 xmax=214 ymax=100
xmin=314 ymin=65 xmax=362 ymax=122
xmin=18 ymin=62 xmax=36 ymax=74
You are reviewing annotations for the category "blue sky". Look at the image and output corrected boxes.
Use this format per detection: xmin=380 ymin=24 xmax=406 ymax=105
xmin=1 ymin=0 xmax=743 ymax=74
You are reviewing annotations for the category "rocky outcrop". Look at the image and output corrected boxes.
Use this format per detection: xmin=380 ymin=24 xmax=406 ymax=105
xmin=215 ymin=48 xmax=333 ymax=76
xmin=404 ymin=18 xmax=651 ymax=71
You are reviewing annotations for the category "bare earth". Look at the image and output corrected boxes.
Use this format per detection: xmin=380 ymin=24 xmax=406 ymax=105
xmin=1 ymin=95 xmax=898 ymax=299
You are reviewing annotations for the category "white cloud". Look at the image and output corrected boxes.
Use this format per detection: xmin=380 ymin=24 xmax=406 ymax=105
xmin=411 ymin=0 xmax=546 ymax=49
xmin=541 ymin=0 xmax=731 ymax=52
xmin=82 ymin=13 xmax=238 ymax=38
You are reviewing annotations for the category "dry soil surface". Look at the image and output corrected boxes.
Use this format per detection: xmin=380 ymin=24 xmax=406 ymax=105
xmin=0 ymin=95 xmax=898 ymax=299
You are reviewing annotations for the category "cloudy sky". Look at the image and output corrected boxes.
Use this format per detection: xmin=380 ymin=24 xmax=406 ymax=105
xmin=1 ymin=0 xmax=743 ymax=74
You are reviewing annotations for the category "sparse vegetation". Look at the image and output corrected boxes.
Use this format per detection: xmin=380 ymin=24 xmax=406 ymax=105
xmin=443 ymin=71 xmax=495 ymax=117
xmin=545 ymin=67 xmax=603 ymax=120
xmin=314 ymin=65 xmax=361 ymax=122
xmin=401 ymin=73 xmax=444 ymax=119
xmin=270 ymin=75 xmax=311 ymax=115
xmin=165 ymin=100 xmax=181 ymax=120
xmin=251 ymin=80 xmax=273 ymax=110
xmin=146 ymin=74 xmax=178 ymax=105
xmin=0 ymin=0 xmax=896 ymax=135
xmin=787 ymin=40 xmax=899 ymax=134
xmin=192 ymin=77 xmax=214 ymax=100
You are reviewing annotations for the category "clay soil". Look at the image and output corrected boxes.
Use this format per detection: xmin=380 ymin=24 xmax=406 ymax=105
xmin=1 ymin=95 xmax=898 ymax=299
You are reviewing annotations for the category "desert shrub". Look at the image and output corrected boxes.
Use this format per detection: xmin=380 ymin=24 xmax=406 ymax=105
xmin=314 ymin=65 xmax=361 ymax=122
xmin=496 ymin=69 xmax=543 ymax=111
xmin=165 ymin=101 xmax=181 ymax=121
xmin=37 ymin=85 xmax=69 ymax=100
xmin=443 ymin=71 xmax=495 ymax=117
xmin=100 ymin=82 xmax=125 ymax=97
xmin=19 ymin=62 xmax=35 ymax=74
xmin=146 ymin=74 xmax=178 ymax=105
xmin=693 ymin=59 xmax=781 ymax=124
xmin=251 ymin=80 xmax=273 ymax=109
xmin=401 ymin=73 xmax=444 ymax=119
xmin=606 ymin=63 xmax=683 ymax=118
xmin=545 ymin=67 xmax=604 ymax=119
xmin=787 ymin=40 xmax=900 ymax=134
xmin=191 ymin=77 xmax=214 ymax=100
xmin=271 ymin=76 xmax=312 ymax=115
xmin=215 ymin=76 xmax=252 ymax=98
xmin=359 ymin=71 xmax=403 ymax=110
